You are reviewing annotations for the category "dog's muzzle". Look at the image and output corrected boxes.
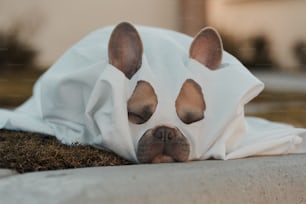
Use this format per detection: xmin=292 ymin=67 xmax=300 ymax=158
xmin=136 ymin=126 xmax=190 ymax=163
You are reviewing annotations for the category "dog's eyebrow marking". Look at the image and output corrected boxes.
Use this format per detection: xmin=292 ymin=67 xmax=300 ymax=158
xmin=175 ymin=79 xmax=205 ymax=124
xmin=127 ymin=80 xmax=158 ymax=124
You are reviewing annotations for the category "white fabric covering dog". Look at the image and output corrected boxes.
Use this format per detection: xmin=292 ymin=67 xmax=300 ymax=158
xmin=0 ymin=22 xmax=305 ymax=163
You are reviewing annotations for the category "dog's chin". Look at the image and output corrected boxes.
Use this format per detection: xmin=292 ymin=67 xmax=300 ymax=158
xmin=151 ymin=154 xmax=175 ymax=163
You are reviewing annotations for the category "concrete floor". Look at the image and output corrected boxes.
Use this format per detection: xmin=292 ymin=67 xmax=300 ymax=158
xmin=0 ymin=154 xmax=306 ymax=204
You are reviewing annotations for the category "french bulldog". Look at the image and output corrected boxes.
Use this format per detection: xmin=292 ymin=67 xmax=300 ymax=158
xmin=106 ymin=22 xmax=222 ymax=163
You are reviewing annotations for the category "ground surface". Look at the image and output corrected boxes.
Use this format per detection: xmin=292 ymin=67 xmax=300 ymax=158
xmin=1 ymin=70 xmax=306 ymax=173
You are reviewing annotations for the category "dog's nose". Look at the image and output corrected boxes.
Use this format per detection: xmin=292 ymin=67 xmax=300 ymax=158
xmin=153 ymin=126 xmax=176 ymax=142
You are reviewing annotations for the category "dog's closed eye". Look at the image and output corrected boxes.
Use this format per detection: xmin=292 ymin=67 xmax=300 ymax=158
xmin=178 ymin=111 xmax=204 ymax=125
xmin=128 ymin=105 xmax=155 ymax=124
xmin=127 ymin=81 xmax=158 ymax=124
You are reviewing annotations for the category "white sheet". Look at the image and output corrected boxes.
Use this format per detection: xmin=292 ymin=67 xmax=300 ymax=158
xmin=1 ymin=25 xmax=305 ymax=162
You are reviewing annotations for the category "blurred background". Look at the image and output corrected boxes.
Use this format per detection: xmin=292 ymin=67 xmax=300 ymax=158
xmin=0 ymin=0 xmax=306 ymax=126
xmin=1 ymin=0 xmax=306 ymax=70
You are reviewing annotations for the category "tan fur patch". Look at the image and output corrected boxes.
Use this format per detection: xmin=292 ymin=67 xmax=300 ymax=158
xmin=175 ymin=79 xmax=205 ymax=124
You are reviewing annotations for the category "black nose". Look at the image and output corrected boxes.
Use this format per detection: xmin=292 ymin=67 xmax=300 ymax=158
xmin=153 ymin=126 xmax=176 ymax=142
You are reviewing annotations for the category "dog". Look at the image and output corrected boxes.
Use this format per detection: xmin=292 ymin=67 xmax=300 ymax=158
xmin=98 ymin=22 xmax=222 ymax=163
xmin=1 ymin=22 xmax=305 ymax=163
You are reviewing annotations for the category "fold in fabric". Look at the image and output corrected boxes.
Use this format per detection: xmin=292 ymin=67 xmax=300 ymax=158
xmin=0 ymin=25 xmax=305 ymax=162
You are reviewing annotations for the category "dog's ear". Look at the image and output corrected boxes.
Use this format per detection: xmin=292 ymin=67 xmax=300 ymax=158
xmin=189 ymin=27 xmax=223 ymax=70
xmin=108 ymin=22 xmax=143 ymax=79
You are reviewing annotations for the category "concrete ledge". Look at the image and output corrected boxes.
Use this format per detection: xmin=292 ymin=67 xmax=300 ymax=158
xmin=0 ymin=169 xmax=17 ymax=179
xmin=253 ymin=71 xmax=306 ymax=92
xmin=0 ymin=154 xmax=306 ymax=204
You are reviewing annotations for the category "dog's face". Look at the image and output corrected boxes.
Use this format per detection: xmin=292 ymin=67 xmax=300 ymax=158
xmin=106 ymin=22 xmax=222 ymax=163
